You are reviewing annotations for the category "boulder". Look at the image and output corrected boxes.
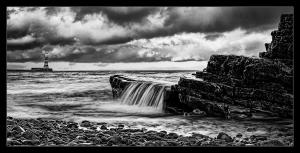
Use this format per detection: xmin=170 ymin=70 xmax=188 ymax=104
xmin=217 ymin=132 xmax=233 ymax=142
xmin=80 ymin=120 xmax=91 ymax=127
xmin=100 ymin=125 xmax=108 ymax=130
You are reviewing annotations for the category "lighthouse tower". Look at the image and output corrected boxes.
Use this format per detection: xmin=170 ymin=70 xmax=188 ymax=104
xmin=31 ymin=50 xmax=53 ymax=72
xmin=43 ymin=51 xmax=49 ymax=69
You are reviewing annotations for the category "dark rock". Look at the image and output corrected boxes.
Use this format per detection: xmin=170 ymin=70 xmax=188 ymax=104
xmin=118 ymin=124 xmax=125 ymax=128
xmin=236 ymin=133 xmax=243 ymax=138
xmin=160 ymin=130 xmax=167 ymax=134
xmin=260 ymin=140 xmax=285 ymax=146
xmin=246 ymin=127 xmax=257 ymax=132
xmin=166 ymin=140 xmax=179 ymax=146
xmin=260 ymin=14 xmax=293 ymax=60
xmin=80 ymin=120 xmax=91 ymax=127
xmin=217 ymin=132 xmax=233 ymax=142
xmin=11 ymin=125 xmax=25 ymax=134
xmin=108 ymin=135 xmax=122 ymax=144
xmin=191 ymin=109 xmax=207 ymax=117
xmin=100 ymin=125 xmax=108 ymax=130
xmin=155 ymin=141 xmax=168 ymax=146
xmin=90 ymin=125 xmax=98 ymax=130
xmin=250 ymin=135 xmax=268 ymax=141
xmin=166 ymin=132 xmax=179 ymax=139
xmin=67 ymin=122 xmax=78 ymax=129
xmin=22 ymin=140 xmax=40 ymax=145
xmin=137 ymin=138 xmax=146 ymax=143
xmin=157 ymin=131 xmax=167 ymax=137
xmin=109 ymin=75 xmax=136 ymax=98
xmin=22 ymin=130 xmax=38 ymax=140
xmin=205 ymin=55 xmax=292 ymax=93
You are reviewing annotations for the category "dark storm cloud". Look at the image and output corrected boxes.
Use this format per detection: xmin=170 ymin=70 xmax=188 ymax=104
xmin=164 ymin=7 xmax=293 ymax=34
xmin=204 ymin=33 xmax=224 ymax=41
xmin=7 ymin=6 xmax=293 ymax=63
xmin=7 ymin=48 xmax=44 ymax=62
xmin=7 ymin=35 xmax=76 ymax=51
xmin=71 ymin=7 xmax=159 ymax=25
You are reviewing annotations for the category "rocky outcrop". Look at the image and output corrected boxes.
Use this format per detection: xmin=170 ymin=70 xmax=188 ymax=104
xmin=109 ymin=75 xmax=186 ymax=114
xmin=259 ymin=14 xmax=293 ymax=61
xmin=109 ymin=75 xmax=136 ymax=98
xmin=178 ymin=14 xmax=293 ymax=119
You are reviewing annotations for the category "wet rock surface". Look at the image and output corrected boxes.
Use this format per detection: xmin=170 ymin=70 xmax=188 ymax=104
xmin=6 ymin=117 xmax=293 ymax=147
xmin=259 ymin=14 xmax=293 ymax=61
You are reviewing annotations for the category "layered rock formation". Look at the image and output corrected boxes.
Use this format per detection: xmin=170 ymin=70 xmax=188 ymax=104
xmin=179 ymin=14 xmax=294 ymax=119
xmin=259 ymin=14 xmax=293 ymax=66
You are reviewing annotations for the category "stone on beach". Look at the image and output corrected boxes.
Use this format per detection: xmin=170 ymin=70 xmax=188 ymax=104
xmin=217 ymin=132 xmax=233 ymax=142
xmin=80 ymin=120 xmax=92 ymax=127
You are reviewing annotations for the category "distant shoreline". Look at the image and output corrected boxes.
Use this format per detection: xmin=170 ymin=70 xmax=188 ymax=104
xmin=7 ymin=69 xmax=198 ymax=72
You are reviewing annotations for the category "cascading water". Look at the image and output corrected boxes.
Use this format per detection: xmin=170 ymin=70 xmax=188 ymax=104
xmin=119 ymin=81 xmax=167 ymax=112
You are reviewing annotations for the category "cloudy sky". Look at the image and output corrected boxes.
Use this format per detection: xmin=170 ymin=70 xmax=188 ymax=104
xmin=7 ymin=7 xmax=293 ymax=70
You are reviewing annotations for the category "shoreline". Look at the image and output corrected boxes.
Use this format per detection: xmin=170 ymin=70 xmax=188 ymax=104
xmin=6 ymin=117 xmax=293 ymax=147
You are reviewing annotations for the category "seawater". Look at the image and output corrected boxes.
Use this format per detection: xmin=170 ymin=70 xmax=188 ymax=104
xmin=7 ymin=71 xmax=292 ymax=138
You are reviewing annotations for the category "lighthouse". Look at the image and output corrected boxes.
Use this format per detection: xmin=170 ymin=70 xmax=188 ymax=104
xmin=31 ymin=50 xmax=53 ymax=72
xmin=43 ymin=51 xmax=49 ymax=69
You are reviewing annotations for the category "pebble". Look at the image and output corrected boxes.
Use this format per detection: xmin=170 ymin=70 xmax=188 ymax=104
xmin=100 ymin=125 xmax=108 ymax=130
xmin=217 ymin=132 xmax=233 ymax=142
xmin=236 ymin=133 xmax=243 ymax=138
xmin=108 ymin=135 xmax=122 ymax=144
xmin=192 ymin=109 xmax=207 ymax=116
xmin=246 ymin=127 xmax=257 ymax=132
xmin=167 ymin=132 xmax=179 ymax=139
xmin=167 ymin=140 xmax=179 ymax=146
xmin=67 ymin=123 xmax=78 ymax=129
xmin=80 ymin=120 xmax=91 ymax=127
xmin=260 ymin=140 xmax=285 ymax=146
xmin=118 ymin=124 xmax=125 ymax=128
xmin=22 ymin=130 xmax=38 ymax=140
xmin=11 ymin=126 xmax=25 ymax=134
xmin=22 ymin=140 xmax=40 ymax=145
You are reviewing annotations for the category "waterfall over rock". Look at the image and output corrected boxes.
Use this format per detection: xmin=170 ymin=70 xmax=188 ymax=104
xmin=119 ymin=81 xmax=167 ymax=112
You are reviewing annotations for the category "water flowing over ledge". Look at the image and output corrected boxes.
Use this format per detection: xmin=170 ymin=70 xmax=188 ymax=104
xmin=120 ymin=81 xmax=168 ymax=112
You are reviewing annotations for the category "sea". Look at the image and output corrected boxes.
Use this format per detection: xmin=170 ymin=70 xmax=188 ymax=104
xmin=7 ymin=71 xmax=293 ymax=138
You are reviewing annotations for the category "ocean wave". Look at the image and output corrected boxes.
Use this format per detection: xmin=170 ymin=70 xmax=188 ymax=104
xmin=22 ymin=89 xmax=113 ymax=99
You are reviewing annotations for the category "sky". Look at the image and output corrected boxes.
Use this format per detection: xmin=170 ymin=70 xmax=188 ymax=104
xmin=6 ymin=7 xmax=293 ymax=70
